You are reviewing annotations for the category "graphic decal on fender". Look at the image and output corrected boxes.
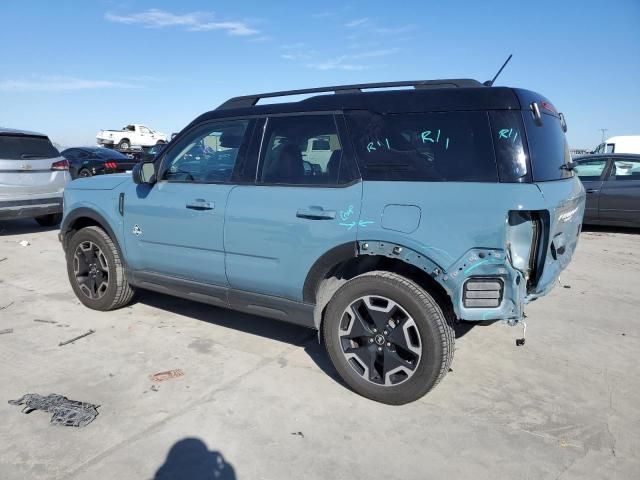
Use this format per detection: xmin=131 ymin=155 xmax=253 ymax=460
xmin=132 ymin=224 xmax=143 ymax=237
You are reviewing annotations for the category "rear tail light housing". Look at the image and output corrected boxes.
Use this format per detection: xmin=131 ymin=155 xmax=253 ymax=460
xmin=463 ymin=278 xmax=504 ymax=308
xmin=51 ymin=159 xmax=69 ymax=170
xmin=104 ymin=161 xmax=118 ymax=169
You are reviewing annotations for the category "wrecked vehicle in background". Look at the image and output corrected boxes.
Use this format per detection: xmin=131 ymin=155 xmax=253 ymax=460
xmin=59 ymin=78 xmax=585 ymax=404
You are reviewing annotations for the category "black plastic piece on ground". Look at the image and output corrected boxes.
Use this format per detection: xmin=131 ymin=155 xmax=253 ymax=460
xmin=8 ymin=393 xmax=99 ymax=427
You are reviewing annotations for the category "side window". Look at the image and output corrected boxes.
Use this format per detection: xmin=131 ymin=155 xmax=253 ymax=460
xmin=610 ymin=159 xmax=640 ymax=181
xmin=139 ymin=126 xmax=151 ymax=135
xmin=489 ymin=111 xmax=529 ymax=182
xmin=259 ymin=115 xmax=349 ymax=185
xmin=574 ymin=158 xmax=608 ymax=180
xmin=346 ymin=110 xmax=497 ymax=182
xmin=161 ymin=120 xmax=249 ymax=183
xmin=605 ymin=144 xmax=615 ymax=154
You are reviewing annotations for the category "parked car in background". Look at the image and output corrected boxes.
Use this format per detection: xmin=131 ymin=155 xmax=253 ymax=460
xmin=61 ymin=147 xmax=138 ymax=179
xmin=142 ymin=143 xmax=167 ymax=162
xmin=592 ymin=135 xmax=640 ymax=154
xmin=60 ymin=78 xmax=585 ymax=405
xmin=0 ymin=127 xmax=70 ymax=226
xmin=96 ymin=124 xmax=167 ymax=150
xmin=574 ymin=153 xmax=640 ymax=227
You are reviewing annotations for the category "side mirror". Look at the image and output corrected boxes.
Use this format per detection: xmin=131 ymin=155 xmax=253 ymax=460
xmin=132 ymin=161 xmax=157 ymax=184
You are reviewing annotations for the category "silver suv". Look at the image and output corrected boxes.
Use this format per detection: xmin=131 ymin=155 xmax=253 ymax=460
xmin=0 ymin=128 xmax=70 ymax=226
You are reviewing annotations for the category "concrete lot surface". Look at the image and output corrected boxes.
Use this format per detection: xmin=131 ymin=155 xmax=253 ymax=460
xmin=0 ymin=219 xmax=639 ymax=480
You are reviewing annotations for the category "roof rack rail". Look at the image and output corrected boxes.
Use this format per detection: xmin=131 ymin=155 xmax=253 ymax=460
xmin=216 ymin=78 xmax=483 ymax=110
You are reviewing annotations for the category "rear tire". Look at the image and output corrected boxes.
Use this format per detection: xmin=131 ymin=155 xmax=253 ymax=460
xmin=78 ymin=168 xmax=92 ymax=178
xmin=117 ymin=139 xmax=130 ymax=150
xmin=323 ymin=271 xmax=454 ymax=405
xmin=35 ymin=213 xmax=62 ymax=227
xmin=66 ymin=226 xmax=135 ymax=311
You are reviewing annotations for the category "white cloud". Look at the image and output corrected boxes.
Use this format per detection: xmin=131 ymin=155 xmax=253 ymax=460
xmin=281 ymin=53 xmax=311 ymax=61
xmin=373 ymin=25 xmax=416 ymax=35
xmin=0 ymin=76 xmax=140 ymax=92
xmin=345 ymin=18 xmax=370 ymax=28
xmin=304 ymin=48 xmax=397 ymax=71
xmin=105 ymin=9 xmax=258 ymax=36
xmin=307 ymin=57 xmax=369 ymax=71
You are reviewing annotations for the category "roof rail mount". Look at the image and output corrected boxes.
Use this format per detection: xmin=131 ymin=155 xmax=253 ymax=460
xmin=217 ymin=78 xmax=484 ymax=110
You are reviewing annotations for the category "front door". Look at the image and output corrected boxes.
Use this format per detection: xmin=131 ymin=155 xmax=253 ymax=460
xmin=598 ymin=157 xmax=640 ymax=225
xmin=225 ymin=114 xmax=363 ymax=302
xmin=123 ymin=119 xmax=254 ymax=286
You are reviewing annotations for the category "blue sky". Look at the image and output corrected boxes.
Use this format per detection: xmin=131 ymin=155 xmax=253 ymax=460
xmin=1 ymin=0 xmax=638 ymax=148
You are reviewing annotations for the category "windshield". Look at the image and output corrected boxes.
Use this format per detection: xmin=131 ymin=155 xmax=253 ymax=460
xmin=0 ymin=134 xmax=59 ymax=160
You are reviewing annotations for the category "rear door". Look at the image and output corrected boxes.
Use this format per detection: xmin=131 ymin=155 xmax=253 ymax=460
xmin=598 ymin=157 xmax=640 ymax=225
xmin=0 ymin=133 xmax=68 ymax=198
xmin=573 ymin=157 xmax=610 ymax=222
xmin=225 ymin=113 xmax=362 ymax=302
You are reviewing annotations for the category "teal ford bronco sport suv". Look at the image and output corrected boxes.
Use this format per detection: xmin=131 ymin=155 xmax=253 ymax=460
xmin=60 ymin=79 xmax=585 ymax=404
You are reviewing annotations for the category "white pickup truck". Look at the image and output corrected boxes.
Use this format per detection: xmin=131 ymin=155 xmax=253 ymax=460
xmin=96 ymin=124 xmax=168 ymax=150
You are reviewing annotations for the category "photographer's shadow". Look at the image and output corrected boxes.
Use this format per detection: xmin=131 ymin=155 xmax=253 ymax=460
xmin=154 ymin=438 xmax=235 ymax=480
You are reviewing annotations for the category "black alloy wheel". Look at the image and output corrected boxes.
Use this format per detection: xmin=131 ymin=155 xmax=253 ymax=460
xmin=73 ymin=240 xmax=110 ymax=300
xmin=339 ymin=295 xmax=422 ymax=386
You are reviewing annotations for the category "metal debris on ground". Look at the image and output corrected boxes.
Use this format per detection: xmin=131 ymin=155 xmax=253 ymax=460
xmin=18 ymin=240 xmax=30 ymax=247
xmin=8 ymin=394 xmax=99 ymax=427
xmin=34 ymin=319 xmax=57 ymax=324
xmin=291 ymin=431 xmax=305 ymax=438
xmin=58 ymin=329 xmax=95 ymax=346
xmin=0 ymin=328 xmax=14 ymax=335
xmin=149 ymin=369 xmax=185 ymax=382
xmin=0 ymin=301 xmax=14 ymax=311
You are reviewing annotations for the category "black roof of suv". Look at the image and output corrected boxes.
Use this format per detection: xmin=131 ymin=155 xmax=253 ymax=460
xmin=193 ymin=79 xmax=532 ymax=125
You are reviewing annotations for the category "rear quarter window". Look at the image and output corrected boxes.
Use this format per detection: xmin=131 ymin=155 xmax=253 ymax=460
xmin=522 ymin=111 xmax=572 ymax=181
xmin=346 ymin=111 xmax=497 ymax=182
xmin=0 ymin=134 xmax=59 ymax=160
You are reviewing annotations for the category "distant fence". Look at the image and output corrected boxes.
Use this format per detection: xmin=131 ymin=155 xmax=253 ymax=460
xmin=570 ymin=148 xmax=591 ymax=156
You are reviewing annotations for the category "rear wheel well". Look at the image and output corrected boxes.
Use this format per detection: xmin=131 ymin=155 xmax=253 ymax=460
xmin=313 ymin=255 xmax=455 ymax=329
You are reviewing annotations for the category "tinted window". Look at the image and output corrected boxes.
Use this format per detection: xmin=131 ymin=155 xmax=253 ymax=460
xmin=161 ymin=120 xmax=249 ymax=183
xmin=610 ymin=159 xmax=640 ymax=181
xmin=574 ymin=158 xmax=608 ymax=180
xmin=489 ymin=111 xmax=529 ymax=182
xmin=0 ymin=134 xmax=59 ymax=160
xmin=346 ymin=111 xmax=497 ymax=182
xmin=95 ymin=149 xmax=128 ymax=159
xmin=259 ymin=115 xmax=348 ymax=185
xmin=61 ymin=149 xmax=77 ymax=159
xmin=523 ymin=111 xmax=572 ymax=181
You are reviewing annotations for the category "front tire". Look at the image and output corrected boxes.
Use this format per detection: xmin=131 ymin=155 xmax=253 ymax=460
xmin=34 ymin=213 xmax=62 ymax=227
xmin=323 ymin=271 xmax=454 ymax=405
xmin=66 ymin=226 xmax=135 ymax=311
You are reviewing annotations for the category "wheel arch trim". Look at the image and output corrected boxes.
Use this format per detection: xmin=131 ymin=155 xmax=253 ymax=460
xmin=60 ymin=208 xmax=127 ymax=269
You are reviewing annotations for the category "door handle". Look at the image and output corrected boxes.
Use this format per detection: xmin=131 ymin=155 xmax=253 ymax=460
xmin=186 ymin=199 xmax=214 ymax=211
xmin=296 ymin=207 xmax=336 ymax=220
xmin=585 ymin=189 xmax=599 ymax=194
